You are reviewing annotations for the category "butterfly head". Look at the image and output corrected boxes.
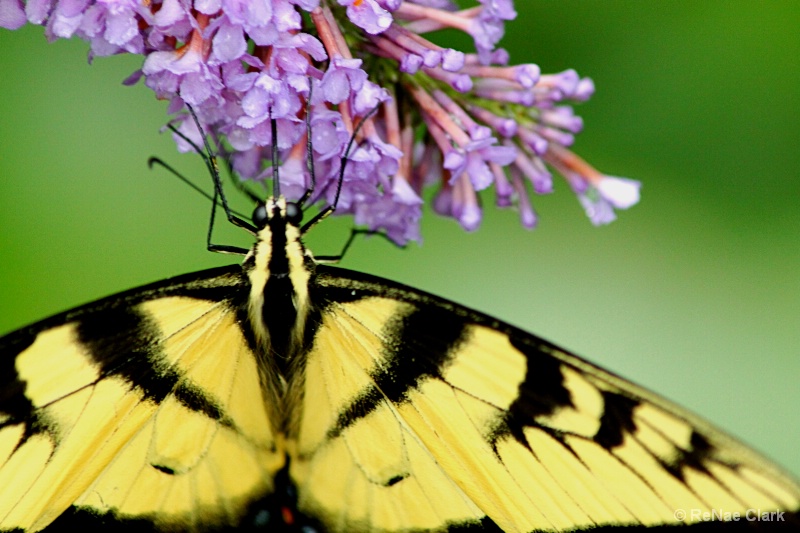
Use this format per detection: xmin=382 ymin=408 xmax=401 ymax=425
xmin=252 ymin=196 xmax=304 ymax=232
xmin=247 ymin=195 xmax=309 ymax=278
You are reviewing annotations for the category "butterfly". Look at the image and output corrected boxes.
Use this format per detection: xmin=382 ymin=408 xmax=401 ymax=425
xmin=1 ymin=112 xmax=799 ymax=532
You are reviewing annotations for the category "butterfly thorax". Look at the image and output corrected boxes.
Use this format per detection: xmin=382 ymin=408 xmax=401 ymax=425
xmin=244 ymin=197 xmax=312 ymax=377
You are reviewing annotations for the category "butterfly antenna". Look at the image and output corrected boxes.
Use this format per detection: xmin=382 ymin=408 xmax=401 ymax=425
xmin=167 ymin=123 xmax=262 ymax=205
xmin=150 ymin=126 xmax=250 ymax=219
xmin=147 ymin=156 xmax=244 ymax=219
xmin=297 ymin=80 xmax=315 ymax=209
xmin=184 ymin=104 xmax=256 ymax=254
xmin=186 ymin=106 xmax=244 ymax=225
xmin=300 ymin=104 xmax=381 ymax=235
xmin=268 ymin=93 xmax=317 ymax=207
xmin=270 ymin=111 xmax=282 ymax=200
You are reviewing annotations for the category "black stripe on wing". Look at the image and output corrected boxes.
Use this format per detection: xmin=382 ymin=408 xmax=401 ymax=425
xmin=0 ymin=265 xmax=247 ymax=440
xmin=327 ymin=302 xmax=469 ymax=438
xmin=75 ymin=305 xmax=231 ymax=429
xmin=312 ymin=266 xmax=571 ymax=441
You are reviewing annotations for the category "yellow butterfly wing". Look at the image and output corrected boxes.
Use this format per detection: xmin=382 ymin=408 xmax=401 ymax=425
xmin=0 ymin=266 xmax=283 ymax=531
xmin=2 ymin=258 xmax=799 ymax=531
xmin=288 ymin=265 xmax=800 ymax=531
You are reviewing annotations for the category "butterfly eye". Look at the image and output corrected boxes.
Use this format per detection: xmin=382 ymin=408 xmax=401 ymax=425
xmin=252 ymin=204 xmax=268 ymax=228
xmin=285 ymin=202 xmax=303 ymax=226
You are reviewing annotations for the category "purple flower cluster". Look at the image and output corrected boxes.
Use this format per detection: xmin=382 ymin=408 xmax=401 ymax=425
xmin=1 ymin=0 xmax=640 ymax=243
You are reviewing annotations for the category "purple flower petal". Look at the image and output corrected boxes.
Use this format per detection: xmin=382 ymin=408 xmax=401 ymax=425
xmin=579 ymin=194 xmax=617 ymax=226
xmin=25 ymin=0 xmax=51 ymax=25
xmin=195 ymin=0 xmax=221 ymax=15
xmin=0 ymin=0 xmax=27 ymax=29
xmin=352 ymin=79 xmax=390 ymax=114
xmin=212 ymin=20 xmax=247 ymax=62
xmin=341 ymin=0 xmax=391 ymax=35
xmin=319 ymin=56 xmax=366 ymax=104
xmin=154 ymin=0 xmax=186 ymax=27
xmin=310 ymin=108 xmax=349 ymax=160
xmin=104 ymin=9 xmax=138 ymax=46
xmin=441 ymin=49 xmax=465 ymax=71
xmin=355 ymin=177 xmax=422 ymax=245
xmin=50 ymin=11 xmax=82 ymax=38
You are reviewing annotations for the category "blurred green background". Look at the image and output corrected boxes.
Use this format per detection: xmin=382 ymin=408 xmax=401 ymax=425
xmin=1 ymin=0 xmax=798 ymax=480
